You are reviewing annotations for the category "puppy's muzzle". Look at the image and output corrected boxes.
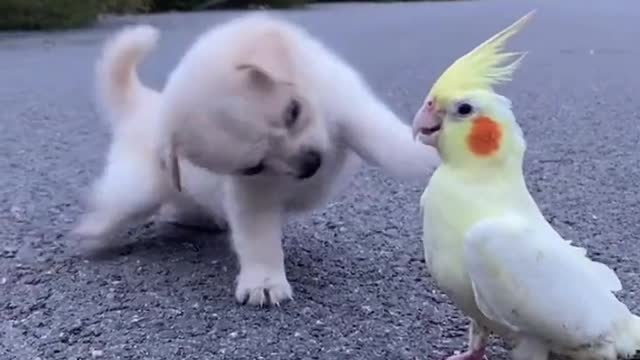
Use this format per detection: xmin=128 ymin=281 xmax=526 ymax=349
xmin=296 ymin=150 xmax=322 ymax=179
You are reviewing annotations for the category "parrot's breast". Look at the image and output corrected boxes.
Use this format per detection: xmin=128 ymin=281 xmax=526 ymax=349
xmin=420 ymin=166 xmax=532 ymax=325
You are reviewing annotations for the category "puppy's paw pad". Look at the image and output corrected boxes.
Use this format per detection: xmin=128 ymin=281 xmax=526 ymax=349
xmin=235 ymin=268 xmax=293 ymax=307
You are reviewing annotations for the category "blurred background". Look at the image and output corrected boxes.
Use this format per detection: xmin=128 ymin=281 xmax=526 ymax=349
xmin=0 ymin=0 xmax=434 ymax=30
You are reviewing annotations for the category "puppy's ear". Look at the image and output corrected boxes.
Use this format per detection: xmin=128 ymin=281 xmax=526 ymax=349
xmin=236 ymin=31 xmax=294 ymax=90
xmin=164 ymin=142 xmax=182 ymax=193
xmin=236 ymin=64 xmax=277 ymax=91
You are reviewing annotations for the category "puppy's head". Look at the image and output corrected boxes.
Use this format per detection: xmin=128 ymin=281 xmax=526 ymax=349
xmin=166 ymin=27 xmax=329 ymax=191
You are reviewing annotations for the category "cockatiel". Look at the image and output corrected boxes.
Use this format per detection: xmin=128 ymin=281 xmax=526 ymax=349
xmin=412 ymin=11 xmax=640 ymax=360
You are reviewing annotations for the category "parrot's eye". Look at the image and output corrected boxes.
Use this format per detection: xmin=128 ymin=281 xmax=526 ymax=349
xmin=456 ymin=102 xmax=474 ymax=116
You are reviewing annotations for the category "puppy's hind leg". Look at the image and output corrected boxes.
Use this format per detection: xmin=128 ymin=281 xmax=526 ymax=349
xmin=154 ymin=159 xmax=228 ymax=232
xmin=154 ymin=199 xmax=226 ymax=232
xmin=225 ymin=180 xmax=292 ymax=306
xmin=72 ymin=150 xmax=167 ymax=252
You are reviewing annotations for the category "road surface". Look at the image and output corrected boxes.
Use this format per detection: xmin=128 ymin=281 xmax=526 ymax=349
xmin=1 ymin=0 xmax=640 ymax=358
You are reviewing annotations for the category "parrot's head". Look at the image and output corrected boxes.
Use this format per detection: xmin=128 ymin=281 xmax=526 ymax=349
xmin=412 ymin=11 xmax=535 ymax=171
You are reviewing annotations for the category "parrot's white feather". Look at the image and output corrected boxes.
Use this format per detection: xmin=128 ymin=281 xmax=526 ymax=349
xmin=464 ymin=214 xmax=630 ymax=354
xmin=415 ymin=9 xmax=640 ymax=360
xmin=564 ymin=239 xmax=588 ymax=257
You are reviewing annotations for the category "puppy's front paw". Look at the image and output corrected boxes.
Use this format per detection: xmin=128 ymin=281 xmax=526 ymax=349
xmin=235 ymin=266 xmax=292 ymax=306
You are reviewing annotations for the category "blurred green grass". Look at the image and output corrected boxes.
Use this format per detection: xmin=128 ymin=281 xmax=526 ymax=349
xmin=0 ymin=0 xmax=453 ymax=30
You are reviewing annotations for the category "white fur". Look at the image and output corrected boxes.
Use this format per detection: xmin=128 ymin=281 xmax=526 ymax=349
xmin=74 ymin=14 xmax=440 ymax=306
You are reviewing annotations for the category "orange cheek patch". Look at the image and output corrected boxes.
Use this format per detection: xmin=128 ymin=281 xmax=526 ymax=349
xmin=467 ymin=116 xmax=503 ymax=156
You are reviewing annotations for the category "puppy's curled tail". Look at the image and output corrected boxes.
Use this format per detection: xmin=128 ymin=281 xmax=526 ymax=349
xmin=95 ymin=24 xmax=160 ymax=121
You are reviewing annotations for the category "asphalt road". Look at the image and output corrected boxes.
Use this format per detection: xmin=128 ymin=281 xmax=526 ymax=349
xmin=2 ymin=0 xmax=640 ymax=359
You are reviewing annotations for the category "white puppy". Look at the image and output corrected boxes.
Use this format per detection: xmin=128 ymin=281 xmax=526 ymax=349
xmin=73 ymin=13 xmax=440 ymax=306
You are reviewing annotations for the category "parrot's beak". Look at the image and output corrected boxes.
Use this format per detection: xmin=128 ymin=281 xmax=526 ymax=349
xmin=412 ymin=102 xmax=443 ymax=150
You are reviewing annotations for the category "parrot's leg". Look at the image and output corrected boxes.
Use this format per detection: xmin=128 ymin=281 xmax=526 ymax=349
xmin=446 ymin=319 xmax=489 ymax=360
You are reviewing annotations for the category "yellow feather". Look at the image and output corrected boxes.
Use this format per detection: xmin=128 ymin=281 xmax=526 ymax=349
xmin=428 ymin=10 xmax=536 ymax=102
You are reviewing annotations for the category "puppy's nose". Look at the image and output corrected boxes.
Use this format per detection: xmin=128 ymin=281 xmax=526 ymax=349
xmin=296 ymin=150 xmax=322 ymax=179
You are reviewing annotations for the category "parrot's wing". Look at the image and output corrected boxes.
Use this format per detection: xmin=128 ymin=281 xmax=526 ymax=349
xmin=463 ymin=214 xmax=629 ymax=346
xmin=419 ymin=187 xmax=433 ymax=270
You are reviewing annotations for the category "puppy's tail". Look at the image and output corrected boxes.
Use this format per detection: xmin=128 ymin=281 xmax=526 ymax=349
xmin=96 ymin=24 xmax=160 ymax=121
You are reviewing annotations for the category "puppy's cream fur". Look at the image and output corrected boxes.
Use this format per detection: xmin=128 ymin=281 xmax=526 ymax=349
xmin=74 ymin=14 xmax=440 ymax=306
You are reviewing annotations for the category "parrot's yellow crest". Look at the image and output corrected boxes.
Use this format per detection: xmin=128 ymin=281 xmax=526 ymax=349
xmin=428 ymin=10 xmax=535 ymax=102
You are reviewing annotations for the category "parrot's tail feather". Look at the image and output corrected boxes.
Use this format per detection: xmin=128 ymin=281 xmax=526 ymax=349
xmin=613 ymin=314 xmax=640 ymax=358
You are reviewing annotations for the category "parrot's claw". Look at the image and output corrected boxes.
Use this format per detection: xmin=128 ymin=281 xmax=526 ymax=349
xmin=445 ymin=349 xmax=487 ymax=360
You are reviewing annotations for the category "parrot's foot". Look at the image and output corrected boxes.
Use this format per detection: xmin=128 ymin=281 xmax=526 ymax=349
xmin=445 ymin=348 xmax=487 ymax=360
xmin=447 ymin=319 xmax=490 ymax=360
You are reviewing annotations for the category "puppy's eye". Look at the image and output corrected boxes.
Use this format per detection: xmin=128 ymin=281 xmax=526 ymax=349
xmin=240 ymin=161 xmax=265 ymax=176
xmin=284 ymin=99 xmax=301 ymax=128
xmin=456 ymin=102 xmax=474 ymax=116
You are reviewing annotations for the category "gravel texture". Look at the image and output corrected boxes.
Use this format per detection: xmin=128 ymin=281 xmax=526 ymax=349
xmin=1 ymin=0 xmax=640 ymax=359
